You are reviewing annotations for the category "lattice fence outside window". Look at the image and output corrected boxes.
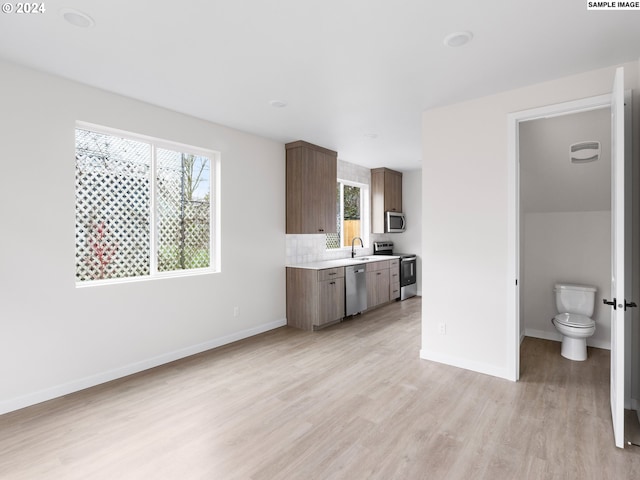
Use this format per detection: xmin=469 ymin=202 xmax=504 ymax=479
xmin=156 ymin=148 xmax=211 ymax=272
xmin=325 ymin=233 xmax=341 ymax=249
xmin=75 ymin=125 xmax=217 ymax=284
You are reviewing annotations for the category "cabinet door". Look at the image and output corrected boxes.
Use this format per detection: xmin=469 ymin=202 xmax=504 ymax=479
xmin=366 ymin=269 xmax=390 ymax=308
xmin=389 ymin=261 xmax=400 ymax=300
xmin=318 ymin=277 xmax=345 ymax=326
xmin=309 ymin=150 xmax=337 ymax=234
xmin=376 ymin=268 xmax=390 ymax=305
xmin=384 ymin=171 xmax=402 ymax=213
xmin=370 ymin=168 xmax=402 ymax=233
xmin=286 ymin=143 xmax=337 ymax=234
xmin=370 ymin=170 xmax=386 ymax=233
xmin=390 ymin=281 xmax=400 ymax=300
xmin=366 ymin=270 xmax=377 ymax=307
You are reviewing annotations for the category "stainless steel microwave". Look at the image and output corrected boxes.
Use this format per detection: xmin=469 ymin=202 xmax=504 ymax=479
xmin=385 ymin=211 xmax=406 ymax=233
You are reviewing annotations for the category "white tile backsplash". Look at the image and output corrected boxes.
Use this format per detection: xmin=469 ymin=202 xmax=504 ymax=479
xmin=285 ymin=233 xmax=393 ymax=265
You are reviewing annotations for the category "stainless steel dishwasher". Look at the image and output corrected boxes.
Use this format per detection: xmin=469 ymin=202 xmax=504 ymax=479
xmin=345 ymin=264 xmax=367 ymax=316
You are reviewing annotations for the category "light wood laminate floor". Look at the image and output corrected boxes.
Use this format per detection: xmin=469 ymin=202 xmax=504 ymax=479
xmin=1 ymin=297 xmax=639 ymax=479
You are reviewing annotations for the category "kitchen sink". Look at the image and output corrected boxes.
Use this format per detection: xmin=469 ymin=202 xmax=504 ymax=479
xmin=355 ymin=257 xmax=371 ymax=261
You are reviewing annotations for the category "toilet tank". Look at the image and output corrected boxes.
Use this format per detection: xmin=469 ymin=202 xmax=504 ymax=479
xmin=554 ymin=284 xmax=597 ymax=317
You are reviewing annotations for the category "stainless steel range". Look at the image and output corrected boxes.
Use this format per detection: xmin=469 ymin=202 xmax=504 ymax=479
xmin=373 ymin=241 xmax=417 ymax=300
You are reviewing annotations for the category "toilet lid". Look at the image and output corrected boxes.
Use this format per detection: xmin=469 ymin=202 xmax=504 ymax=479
xmin=553 ymin=313 xmax=595 ymax=328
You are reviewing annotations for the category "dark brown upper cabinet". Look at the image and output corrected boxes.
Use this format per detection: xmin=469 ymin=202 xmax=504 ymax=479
xmin=286 ymin=141 xmax=337 ymax=234
xmin=371 ymin=167 xmax=402 ymax=234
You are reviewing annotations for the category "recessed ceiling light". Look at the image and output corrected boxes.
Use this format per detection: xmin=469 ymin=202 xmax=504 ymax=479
xmin=60 ymin=8 xmax=95 ymax=28
xmin=443 ymin=31 xmax=473 ymax=47
xmin=269 ymin=100 xmax=287 ymax=108
xmin=364 ymin=133 xmax=379 ymax=139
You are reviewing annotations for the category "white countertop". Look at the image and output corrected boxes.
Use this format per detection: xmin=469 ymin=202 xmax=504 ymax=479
xmin=286 ymin=255 xmax=400 ymax=270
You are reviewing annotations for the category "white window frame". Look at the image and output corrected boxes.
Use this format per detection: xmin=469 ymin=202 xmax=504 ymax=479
xmin=75 ymin=121 xmax=221 ymax=287
xmin=328 ymin=179 xmax=369 ymax=250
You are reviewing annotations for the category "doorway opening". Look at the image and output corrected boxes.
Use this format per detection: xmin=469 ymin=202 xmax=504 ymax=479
xmin=507 ymin=68 xmax=635 ymax=448
xmin=506 ymin=93 xmax=613 ymax=381
xmin=518 ymin=108 xmax=612 ymax=365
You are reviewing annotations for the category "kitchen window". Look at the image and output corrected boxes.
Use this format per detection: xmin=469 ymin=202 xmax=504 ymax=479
xmin=75 ymin=123 xmax=220 ymax=285
xmin=326 ymin=180 xmax=369 ymax=249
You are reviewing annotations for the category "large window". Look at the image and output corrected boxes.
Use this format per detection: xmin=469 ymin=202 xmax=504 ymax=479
xmin=75 ymin=123 xmax=219 ymax=284
xmin=326 ymin=180 xmax=369 ymax=249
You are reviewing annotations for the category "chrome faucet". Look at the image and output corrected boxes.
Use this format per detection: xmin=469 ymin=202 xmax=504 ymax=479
xmin=351 ymin=237 xmax=364 ymax=258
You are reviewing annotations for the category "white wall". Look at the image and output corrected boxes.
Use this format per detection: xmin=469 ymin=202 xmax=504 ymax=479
xmin=0 ymin=60 xmax=286 ymax=414
xmin=392 ymin=170 xmax=422 ymax=295
xmin=519 ymin=109 xmax=612 ymax=350
xmin=421 ymin=61 xmax=639 ymax=379
xmin=523 ymin=211 xmax=611 ymax=349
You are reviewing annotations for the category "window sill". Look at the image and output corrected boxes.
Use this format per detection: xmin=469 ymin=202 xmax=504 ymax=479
xmin=75 ymin=267 xmax=219 ymax=288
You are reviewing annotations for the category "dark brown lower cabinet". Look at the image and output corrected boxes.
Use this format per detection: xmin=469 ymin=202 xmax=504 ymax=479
xmin=286 ymin=267 xmax=345 ymax=331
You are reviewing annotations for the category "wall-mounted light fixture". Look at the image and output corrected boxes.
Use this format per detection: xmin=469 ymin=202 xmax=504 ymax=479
xmin=570 ymin=141 xmax=600 ymax=163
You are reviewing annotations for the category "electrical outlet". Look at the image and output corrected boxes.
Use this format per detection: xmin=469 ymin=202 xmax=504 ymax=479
xmin=438 ymin=323 xmax=446 ymax=335
xmin=233 ymin=306 xmax=239 ymax=317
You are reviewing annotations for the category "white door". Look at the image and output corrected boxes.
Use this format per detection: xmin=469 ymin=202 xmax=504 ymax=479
xmin=609 ymin=66 xmax=627 ymax=449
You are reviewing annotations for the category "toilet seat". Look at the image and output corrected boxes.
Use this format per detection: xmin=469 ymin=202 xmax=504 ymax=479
xmin=553 ymin=312 xmax=595 ymax=328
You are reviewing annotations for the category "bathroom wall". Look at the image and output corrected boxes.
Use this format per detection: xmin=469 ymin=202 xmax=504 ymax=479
xmin=421 ymin=60 xmax=639 ymax=380
xmin=520 ymin=107 xmax=612 ymax=349
xmin=523 ymin=211 xmax=611 ymax=349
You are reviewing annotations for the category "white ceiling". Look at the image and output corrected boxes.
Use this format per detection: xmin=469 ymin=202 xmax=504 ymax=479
xmin=520 ymin=108 xmax=611 ymax=213
xmin=1 ymin=1 xmax=639 ymax=171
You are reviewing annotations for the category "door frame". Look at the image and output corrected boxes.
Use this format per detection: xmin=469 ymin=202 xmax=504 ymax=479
xmin=506 ymin=93 xmax=612 ymax=382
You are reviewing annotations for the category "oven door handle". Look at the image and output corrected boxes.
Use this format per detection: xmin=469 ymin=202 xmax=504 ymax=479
xmin=401 ymin=257 xmax=416 ymax=262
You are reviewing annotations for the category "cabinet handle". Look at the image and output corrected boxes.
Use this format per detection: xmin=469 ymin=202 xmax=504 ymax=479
xmin=328 ymin=272 xmax=336 ymax=276
xmin=318 ymin=228 xmax=325 ymax=232
xmin=377 ymin=272 xmax=382 ymax=276
xmin=329 ymin=281 xmax=336 ymax=285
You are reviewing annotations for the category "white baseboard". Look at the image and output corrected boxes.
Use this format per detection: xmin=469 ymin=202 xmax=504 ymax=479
xmin=419 ymin=348 xmax=511 ymax=381
xmin=524 ymin=328 xmax=611 ymax=351
xmin=586 ymin=337 xmax=610 ymax=350
xmin=0 ymin=318 xmax=287 ymax=416
xmin=525 ymin=328 xmax=562 ymax=343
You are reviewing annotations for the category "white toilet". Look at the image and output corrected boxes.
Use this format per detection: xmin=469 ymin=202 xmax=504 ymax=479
xmin=552 ymin=283 xmax=597 ymax=361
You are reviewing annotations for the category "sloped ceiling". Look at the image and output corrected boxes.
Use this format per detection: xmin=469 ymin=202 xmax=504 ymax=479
xmin=520 ymin=108 xmax=611 ymax=213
